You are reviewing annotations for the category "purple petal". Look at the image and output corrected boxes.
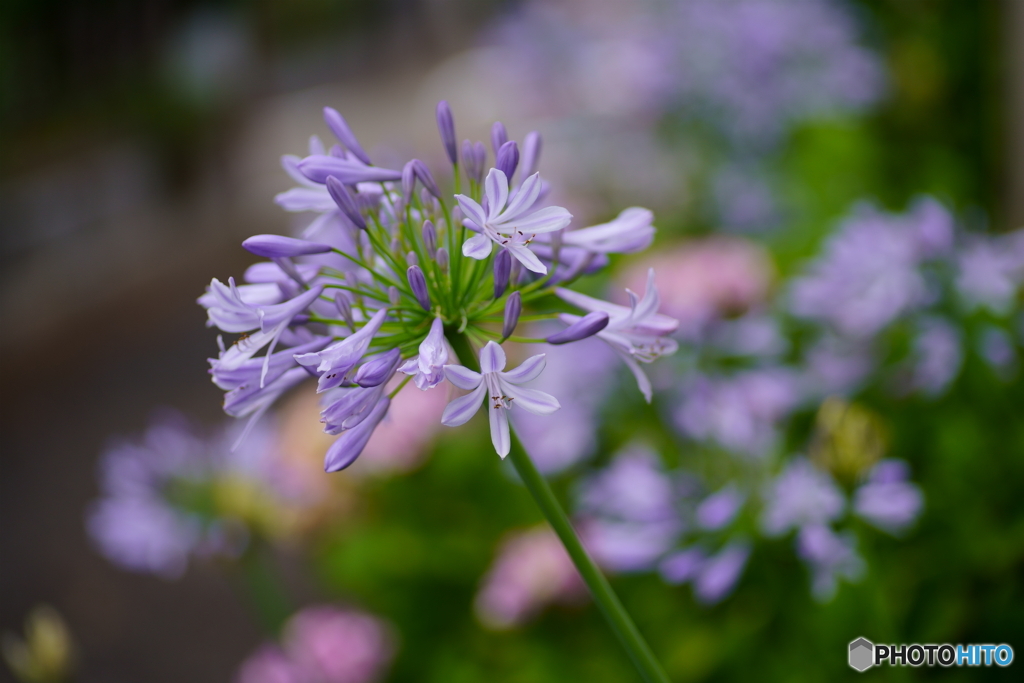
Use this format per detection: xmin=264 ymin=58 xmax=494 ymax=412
xmin=480 ymin=341 xmax=507 ymax=374
xmin=353 ymin=348 xmax=402 ymax=387
xmin=506 ymin=206 xmax=572 ymax=234
xmin=501 ymin=383 xmax=560 ymax=416
xmin=484 ymin=169 xmax=509 ymax=222
xmin=441 ymin=384 xmax=486 ymax=426
xmin=491 ymin=121 xmax=508 ymax=155
xmin=502 ymin=173 xmax=543 ymax=222
xmin=521 ymin=131 xmax=542 ymax=178
xmin=506 ymin=243 xmax=547 ymax=274
xmin=297 ymin=155 xmax=401 ymax=185
xmin=444 ymin=364 xmax=482 ymax=390
xmin=324 ymin=397 xmax=390 ymax=472
xmin=500 ymin=354 xmax=546 ymax=384
xmin=436 ymin=100 xmax=457 ymax=165
xmin=495 ymin=140 xmax=519 ymax=184
xmin=462 ymin=234 xmax=492 ymax=260
xmin=489 ymin=402 xmax=511 ymax=458
xmin=455 ymin=195 xmax=488 ymax=229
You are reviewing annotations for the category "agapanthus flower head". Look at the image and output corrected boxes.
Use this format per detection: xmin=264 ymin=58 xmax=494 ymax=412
xmin=199 ymin=101 xmax=678 ymax=465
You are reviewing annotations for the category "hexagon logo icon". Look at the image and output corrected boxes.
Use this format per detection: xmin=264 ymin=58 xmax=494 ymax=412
xmin=849 ymin=637 xmax=874 ymax=672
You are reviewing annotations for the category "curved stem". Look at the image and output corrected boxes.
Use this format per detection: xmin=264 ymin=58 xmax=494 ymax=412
xmin=448 ymin=333 xmax=670 ymax=683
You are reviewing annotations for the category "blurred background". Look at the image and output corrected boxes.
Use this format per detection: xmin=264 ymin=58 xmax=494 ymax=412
xmin=1 ymin=0 xmax=1023 ymax=681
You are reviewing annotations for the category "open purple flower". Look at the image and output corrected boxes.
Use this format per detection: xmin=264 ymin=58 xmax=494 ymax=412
xmin=441 ymin=341 xmax=560 ymax=457
xmin=456 ymin=169 xmax=572 ymax=274
xmin=556 ymin=269 xmax=679 ymax=401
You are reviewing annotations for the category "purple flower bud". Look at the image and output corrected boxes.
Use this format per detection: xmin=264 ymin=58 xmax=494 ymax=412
xmin=412 ymin=159 xmax=441 ymax=200
xmin=329 ymin=144 xmax=345 ymax=158
xmin=242 ymin=234 xmax=332 ymax=258
xmin=493 ymin=248 xmax=512 ymax=298
xmin=406 ymin=251 xmax=418 ymax=267
xmin=297 ymin=156 xmax=400 ymax=185
xmin=325 ymin=176 xmax=367 ymax=230
xmin=509 ymin=256 xmax=522 ymax=287
xmin=502 ymin=291 xmax=522 ymax=341
xmin=389 ymin=238 xmax=401 ymax=260
xmin=401 ymin=161 xmax=416 ymax=204
xmin=408 ymin=265 xmax=431 ymax=311
xmin=436 ymin=248 xmax=450 ymax=274
xmin=422 ymin=220 xmax=437 ymax=258
xmin=334 ymin=290 xmax=354 ymax=329
xmin=491 ymin=121 xmax=509 ymax=156
xmin=324 ymin=397 xmax=390 ymax=472
xmin=495 ymin=140 xmax=519 ymax=183
xmin=354 ymin=348 xmax=402 ymax=387
xmin=436 ymin=101 xmax=458 ymax=165
xmin=521 ymin=131 xmax=542 ymax=178
xmin=323 ymin=107 xmax=371 ymax=165
xmin=547 ymin=311 xmax=610 ymax=344
xmin=388 ymin=286 xmax=400 ymax=306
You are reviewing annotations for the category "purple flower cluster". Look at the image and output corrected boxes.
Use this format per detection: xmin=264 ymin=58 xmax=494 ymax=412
xmin=199 ymin=102 xmax=678 ymax=467
xmin=86 ymin=411 xmax=308 ymax=578
xmin=236 ymin=605 xmax=394 ymax=683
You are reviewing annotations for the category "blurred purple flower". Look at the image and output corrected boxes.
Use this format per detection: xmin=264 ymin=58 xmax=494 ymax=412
xmin=236 ymin=645 xmax=304 ymax=683
xmin=696 ymin=485 xmax=746 ymax=531
xmin=796 ymin=524 xmax=863 ymax=601
xmin=788 ymin=199 xmax=952 ymax=338
xmin=658 ymin=542 xmax=751 ymax=604
xmin=675 ymin=368 xmax=801 ymax=457
xmin=910 ymin=317 xmax=962 ymax=396
xmin=577 ymin=446 xmax=682 ymax=571
xmin=761 ymin=458 xmax=844 ymax=535
xmin=955 ymin=230 xmax=1024 ymax=314
xmin=978 ymin=325 xmax=1017 ymax=373
xmin=853 ymin=460 xmax=923 ymax=534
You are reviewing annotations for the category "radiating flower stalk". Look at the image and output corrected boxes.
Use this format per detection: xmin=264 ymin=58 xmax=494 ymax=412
xmin=200 ymin=102 xmax=676 ymax=681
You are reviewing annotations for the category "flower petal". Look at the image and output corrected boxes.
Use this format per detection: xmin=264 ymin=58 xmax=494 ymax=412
xmin=480 ymin=341 xmax=507 ymax=374
xmin=501 ymin=172 xmax=542 ymax=222
xmin=555 ymin=287 xmax=631 ymax=318
xmin=504 ymin=206 xmax=572 ymax=234
xmin=462 ymin=233 xmax=493 ymax=260
xmin=489 ymin=402 xmax=511 ymax=458
xmin=443 ymin=364 xmax=482 ymax=390
xmin=500 ymin=354 xmax=546 ymax=384
xmin=502 ymin=383 xmax=560 ymax=416
xmin=455 ymin=194 xmax=488 ymax=229
xmin=618 ymin=351 xmax=653 ymax=403
xmin=441 ymin=384 xmax=486 ymax=426
xmin=484 ymin=168 xmax=509 ymax=222
xmin=506 ymin=243 xmax=547 ymax=274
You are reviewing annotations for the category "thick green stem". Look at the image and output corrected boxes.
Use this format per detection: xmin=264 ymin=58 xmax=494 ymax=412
xmin=448 ymin=333 xmax=671 ymax=683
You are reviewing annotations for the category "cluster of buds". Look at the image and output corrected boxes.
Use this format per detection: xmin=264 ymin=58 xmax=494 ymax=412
xmin=200 ymin=102 xmax=678 ymax=469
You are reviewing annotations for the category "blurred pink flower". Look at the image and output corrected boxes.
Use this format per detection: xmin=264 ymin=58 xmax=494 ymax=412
xmin=236 ymin=645 xmax=303 ymax=683
xmin=475 ymin=525 xmax=587 ymax=629
xmin=283 ymin=607 xmax=395 ymax=683
xmin=353 ymin=374 xmax=448 ymax=474
xmin=620 ymin=238 xmax=773 ymax=336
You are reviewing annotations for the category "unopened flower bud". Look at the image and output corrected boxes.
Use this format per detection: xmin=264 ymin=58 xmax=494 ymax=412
xmin=329 ymin=143 xmax=344 ymax=158
xmin=491 ymin=121 xmax=509 ymax=156
xmin=325 ymin=176 xmax=366 ymax=230
xmin=242 ymin=235 xmax=332 ymax=258
xmin=408 ymin=265 xmax=431 ymax=311
xmin=406 ymin=251 xmax=418 ymax=267
xmin=496 ymin=140 xmax=519 ymax=184
xmin=323 ymin=106 xmax=371 ymax=165
xmin=412 ymin=159 xmax=441 ymax=200
xmin=334 ymin=290 xmax=354 ymax=330
xmin=390 ymin=237 xmax=402 ymax=260
xmin=547 ymin=311 xmax=610 ymax=344
xmin=509 ymin=257 xmax=522 ymax=287
xmin=422 ymin=220 xmax=437 ymax=258
xmin=389 ymin=286 xmax=400 ymax=306
xmin=402 ymin=161 xmax=416 ymax=203
xmin=451 ymin=206 xmax=463 ymax=230
xmin=354 ymin=348 xmax=402 ymax=387
xmin=502 ymin=291 xmax=522 ymax=341
xmin=436 ymin=248 xmax=450 ymax=274
xmin=493 ymin=248 xmax=511 ymax=298
xmin=521 ymin=131 xmax=542 ymax=178
xmin=436 ymin=100 xmax=458 ymax=165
